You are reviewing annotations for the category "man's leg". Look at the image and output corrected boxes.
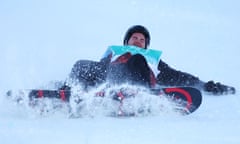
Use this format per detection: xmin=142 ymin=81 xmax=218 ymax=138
xmin=65 ymin=60 xmax=107 ymax=89
xmin=126 ymin=54 xmax=151 ymax=87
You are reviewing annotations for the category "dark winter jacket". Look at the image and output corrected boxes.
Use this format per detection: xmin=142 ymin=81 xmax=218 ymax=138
xmin=100 ymin=51 xmax=203 ymax=88
xmin=68 ymin=54 xmax=203 ymax=89
xmin=66 ymin=51 xmax=235 ymax=95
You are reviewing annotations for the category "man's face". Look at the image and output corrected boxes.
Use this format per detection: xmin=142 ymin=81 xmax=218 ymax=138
xmin=127 ymin=33 xmax=146 ymax=49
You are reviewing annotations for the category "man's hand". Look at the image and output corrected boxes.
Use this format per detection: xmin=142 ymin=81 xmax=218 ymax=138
xmin=204 ymin=81 xmax=236 ymax=95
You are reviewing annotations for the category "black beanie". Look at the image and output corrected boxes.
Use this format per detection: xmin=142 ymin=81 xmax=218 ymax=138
xmin=123 ymin=25 xmax=150 ymax=49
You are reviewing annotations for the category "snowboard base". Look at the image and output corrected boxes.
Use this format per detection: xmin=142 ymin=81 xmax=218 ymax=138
xmin=6 ymin=86 xmax=202 ymax=116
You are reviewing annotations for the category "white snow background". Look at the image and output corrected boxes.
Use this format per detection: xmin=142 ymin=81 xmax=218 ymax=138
xmin=0 ymin=0 xmax=240 ymax=144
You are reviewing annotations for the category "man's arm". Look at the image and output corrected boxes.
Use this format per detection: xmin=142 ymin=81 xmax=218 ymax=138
xmin=156 ymin=60 xmax=236 ymax=95
xmin=157 ymin=60 xmax=202 ymax=87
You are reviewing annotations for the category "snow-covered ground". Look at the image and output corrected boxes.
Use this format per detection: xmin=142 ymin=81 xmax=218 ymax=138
xmin=0 ymin=0 xmax=240 ymax=144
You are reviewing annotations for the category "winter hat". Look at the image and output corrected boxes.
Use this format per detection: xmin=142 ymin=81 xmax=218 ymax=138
xmin=123 ymin=25 xmax=150 ymax=49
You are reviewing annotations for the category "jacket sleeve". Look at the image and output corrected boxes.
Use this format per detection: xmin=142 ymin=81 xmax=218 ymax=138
xmin=156 ymin=60 xmax=204 ymax=88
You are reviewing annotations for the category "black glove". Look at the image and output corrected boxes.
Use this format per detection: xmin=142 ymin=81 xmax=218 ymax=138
xmin=204 ymin=81 xmax=236 ymax=95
